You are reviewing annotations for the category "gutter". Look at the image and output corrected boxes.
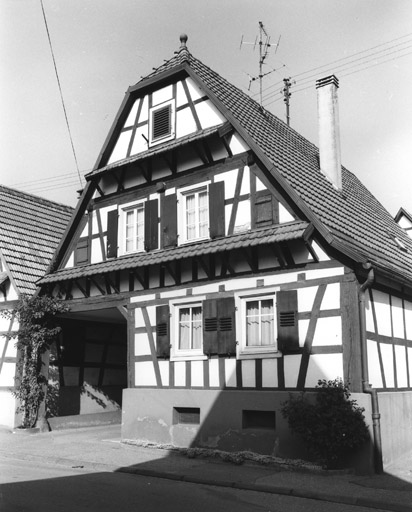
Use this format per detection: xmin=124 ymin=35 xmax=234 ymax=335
xmin=358 ymin=262 xmax=383 ymax=473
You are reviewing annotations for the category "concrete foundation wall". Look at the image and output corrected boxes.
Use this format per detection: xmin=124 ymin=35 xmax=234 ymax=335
xmin=122 ymin=388 xmax=375 ymax=472
xmin=378 ymin=391 xmax=412 ymax=467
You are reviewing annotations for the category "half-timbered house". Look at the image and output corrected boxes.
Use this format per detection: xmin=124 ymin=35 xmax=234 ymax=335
xmin=37 ymin=35 xmax=412 ymax=470
xmin=0 ymin=186 xmax=73 ymax=427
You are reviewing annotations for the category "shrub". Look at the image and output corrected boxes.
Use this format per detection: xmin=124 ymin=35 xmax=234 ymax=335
xmin=281 ymin=378 xmax=369 ymax=468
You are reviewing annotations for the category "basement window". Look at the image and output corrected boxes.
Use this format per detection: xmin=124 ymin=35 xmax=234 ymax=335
xmin=149 ymin=99 xmax=175 ymax=146
xmin=173 ymin=407 xmax=200 ymax=425
xmin=242 ymin=410 xmax=276 ymax=430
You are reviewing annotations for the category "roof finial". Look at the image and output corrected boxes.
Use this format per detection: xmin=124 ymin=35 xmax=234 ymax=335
xmin=180 ymin=33 xmax=188 ymax=49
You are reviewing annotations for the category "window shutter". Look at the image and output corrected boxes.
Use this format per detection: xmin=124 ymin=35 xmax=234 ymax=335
xmin=253 ymin=191 xmax=279 ymax=228
xmin=144 ymin=199 xmax=159 ymax=252
xmin=209 ymin=181 xmax=225 ymax=239
xmin=106 ymin=209 xmax=118 ymax=258
xmin=203 ymin=299 xmax=218 ymax=355
xmin=74 ymin=237 xmax=89 ymax=265
xmin=152 ymin=104 xmax=171 ymax=141
xmin=156 ymin=305 xmax=170 ymax=358
xmin=277 ymin=290 xmax=299 ymax=352
xmin=162 ymin=194 xmax=178 ymax=248
xmin=203 ymin=297 xmax=236 ymax=356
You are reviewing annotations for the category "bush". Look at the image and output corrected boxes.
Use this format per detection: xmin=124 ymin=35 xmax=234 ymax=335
xmin=281 ymin=378 xmax=369 ymax=468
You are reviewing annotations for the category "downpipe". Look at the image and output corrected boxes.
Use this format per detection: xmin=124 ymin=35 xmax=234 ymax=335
xmin=358 ymin=264 xmax=383 ymax=473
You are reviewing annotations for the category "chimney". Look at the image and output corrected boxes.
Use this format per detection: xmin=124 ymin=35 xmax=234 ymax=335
xmin=316 ymin=75 xmax=342 ymax=190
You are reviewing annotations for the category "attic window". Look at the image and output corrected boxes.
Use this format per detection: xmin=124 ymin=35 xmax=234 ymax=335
xmin=149 ymin=99 xmax=175 ymax=146
xmin=394 ymin=236 xmax=408 ymax=252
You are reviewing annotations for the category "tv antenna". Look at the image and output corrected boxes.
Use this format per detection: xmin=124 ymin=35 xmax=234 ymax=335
xmin=240 ymin=21 xmax=282 ymax=106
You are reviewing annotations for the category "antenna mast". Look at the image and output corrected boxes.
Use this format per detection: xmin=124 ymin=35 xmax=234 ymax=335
xmin=240 ymin=21 xmax=281 ymax=106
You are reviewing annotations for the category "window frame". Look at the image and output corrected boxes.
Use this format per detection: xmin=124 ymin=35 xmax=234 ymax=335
xmin=170 ymin=296 xmax=207 ymax=361
xmin=119 ymin=199 xmax=146 ymax=256
xmin=178 ymin=181 xmax=211 ymax=245
xmin=149 ymin=98 xmax=176 ymax=147
xmin=235 ymin=287 xmax=281 ymax=360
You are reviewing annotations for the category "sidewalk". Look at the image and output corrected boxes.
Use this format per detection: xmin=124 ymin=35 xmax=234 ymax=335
xmin=0 ymin=424 xmax=411 ymax=512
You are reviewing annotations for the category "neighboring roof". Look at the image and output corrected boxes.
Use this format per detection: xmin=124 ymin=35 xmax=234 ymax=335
xmin=132 ymin=41 xmax=412 ymax=284
xmin=0 ymin=186 xmax=74 ymax=295
xmin=38 ymin=221 xmax=310 ymax=284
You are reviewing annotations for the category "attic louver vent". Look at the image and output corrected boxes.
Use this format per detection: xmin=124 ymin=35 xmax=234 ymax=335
xmin=205 ymin=317 xmax=218 ymax=332
xmin=279 ymin=311 xmax=295 ymax=327
xmin=156 ymin=323 xmax=168 ymax=337
xmin=219 ymin=317 xmax=232 ymax=331
xmin=152 ymin=104 xmax=172 ymax=141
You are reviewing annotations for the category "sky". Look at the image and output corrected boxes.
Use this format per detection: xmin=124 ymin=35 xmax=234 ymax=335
xmin=1 ymin=0 xmax=411 ymax=215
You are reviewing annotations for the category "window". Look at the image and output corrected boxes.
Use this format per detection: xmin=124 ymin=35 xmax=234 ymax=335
xmin=171 ymin=298 xmax=206 ymax=360
xmin=121 ymin=202 xmax=145 ymax=254
xmin=236 ymin=289 xmax=279 ymax=359
xmin=179 ymin=184 xmax=210 ymax=244
xmin=149 ymin=99 xmax=175 ymax=146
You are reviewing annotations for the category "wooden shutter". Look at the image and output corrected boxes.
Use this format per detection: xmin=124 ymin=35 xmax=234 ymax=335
xmin=253 ymin=190 xmax=279 ymax=228
xmin=277 ymin=290 xmax=299 ymax=352
xmin=156 ymin=305 xmax=170 ymax=358
xmin=144 ymin=199 xmax=159 ymax=252
xmin=106 ymin=209 xmax=118 ymax=258
xmin=203 ymin=297 xmax=236 ymax=356
xmin=162 ymin=194 xmax=177 ymax=248
xmin=74 ymin=237 xmax=89 ymax=265
xmin=209 ymin=181 xmax=225 ymax=239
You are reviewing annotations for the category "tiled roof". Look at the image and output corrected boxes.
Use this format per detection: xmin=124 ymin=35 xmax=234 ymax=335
xmin=0 ymin=186 xmax=74 ymax=295
xmin=38 ymin=221 xmax=310 ymax=284
xmin=138 ymin=47 xmax=412 ymax=284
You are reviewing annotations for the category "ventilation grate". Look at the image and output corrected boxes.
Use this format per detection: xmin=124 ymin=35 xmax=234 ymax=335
xmin=279 ymin=311 xmax=295 ymax=327
xmin=152 ymin=105 xmax=171 ymax=140
xmin=205 ymin=317 xmax=218 ymax=332
xmin=219 ymin=317 xmax=232 ymax=331
xmin=156 ymin=323 xmax=168 ymax=337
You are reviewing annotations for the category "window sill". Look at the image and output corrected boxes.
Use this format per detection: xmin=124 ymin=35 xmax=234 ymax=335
xmin=237 ymin=350 xmax=282 ymax=360
xmin=171 ymin=353 xmax=208 ymax=362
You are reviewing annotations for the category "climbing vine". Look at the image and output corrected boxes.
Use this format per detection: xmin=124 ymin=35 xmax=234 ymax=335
xmin=2 ymin=294 xmax=69 ymax=428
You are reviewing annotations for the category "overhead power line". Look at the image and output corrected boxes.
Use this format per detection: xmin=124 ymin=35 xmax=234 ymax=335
xmin=40 ymin=0 xmax=83 ymax=189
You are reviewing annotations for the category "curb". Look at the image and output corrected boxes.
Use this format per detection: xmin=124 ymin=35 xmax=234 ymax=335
xmin=117 ymin=466 xmax=412 ymax=512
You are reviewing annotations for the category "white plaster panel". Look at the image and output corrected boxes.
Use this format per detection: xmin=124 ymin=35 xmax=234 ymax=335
xmin=159 ymin=289 xmax=187 ymax=299
xmin=311 ymin=241 xmax=330 ymax=262
xmin=91 ymin=238 xmax=102 ymax=264
xmin=392 ymin=296 xmax=405 ymax=339
xmin=312 ymin=316 xmax=342 ymax=346
xmin=284 ymin=355 xmax=300 ymax=388
xmin=131 ymin=125 xmax=149 ymax=156
xmin=135 ymin=361 xmax=157 ymax=386
xmin=229 ymin=133 xmax=249 ymax=155
xmin=135 ymin=308 xmax=144 ymax=328
xmin=380 ymin=343 xmax=395 ymax=387
xmin=63 ymin=250 xmax=74 ymax=269
xmin=159 ymin=360 xmax=170 ymax=387
xmin=147 ymin=306 xmax=156 ymax=327
xmin=408 ymin=347 xmax=412 ymax=383
xmin=80 ymin=222 xmax=88 ymax=238
xmin=262 ymin=358 xmax=278 ymax=387
xmin=0 ymin=391 xmax=16 ymax=428
xmin=373 ymin=290 xmax=392 ymax=337
xmin=134 ymin=333 xmax=151 ymax=356
xmin=5 ymin=340 xmax=17 ymax=358
xmin=305 ymin=267 xmax=344 ymax=279
xmin=367 ymin=339 xmax=384 ymax=388
xmin=297 ymin=287 xmax=318 ymax=312
xmin=214 ymin=168 xmax=238 ymax=197
xmin=176 ymin=108 xmax=197 ymax=138
xmin=176 ymin=81 xmax=186 ymax=107
xmin=124 ymin=99 xmax=140 ymax=127
xmin=234 ymin=200 xmax=251 ymax=232
xmin=240 ymin=166 xmax=250 ymax=195
xmin=321 ymin=283 xmax=340 ymax=310
xmin=108 ymin=130 xmax=132 ymax=164
xmin=404 ymin=300 xmax=412 ymax=340
xmin=191 ymin=283 xmax=220 ymax=295
xmin=306 ymin=354 xmax=343 ymax=387
xmin=191 ymin=361 xmax=204 ymax=387
xmin=130 ymin=293 xmax=157 ymax=304
xmin=196 ymin=100 xmax=225 ymax=129
xmin=0 ymin=316 xmax=13 ymax=331
xmin=0 ymin=362 xmax=15 ymax=386
xmin=365 ymin=294 xmax=375 ymax=332
xmin=279 ymin=204 xmax=295 ymax=223
xmin=138 ymin=96 xmax=149 ymax=123
xmin=395 ymin=345 xmax=408 ymax=388
xmin=152 ymin=85 xmax=173 ymax=106
xmin=298 ymin=319 xmax=309 ymax=347
xmin=209 ymin=358 xmax=220 ymax=387
xmin=255 ymin=176 xmax=266 ymax=191
xmin=241 ymin=359 xmax=255 ymax=388
xmin=225 ymin=358 xmax=237 ymax=387
xmin=174 ymin=361 xmax=186 ymax=387
xmin=186 ymin=78 xmax=203 ymax=101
